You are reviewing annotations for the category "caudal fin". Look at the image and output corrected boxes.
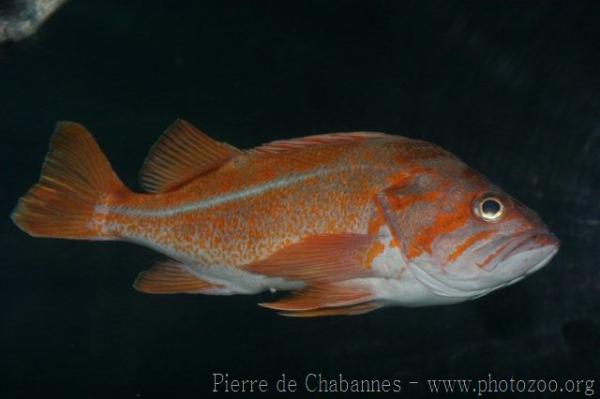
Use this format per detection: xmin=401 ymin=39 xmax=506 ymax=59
xmin=11 ymin=122 xmax=128 ymax=239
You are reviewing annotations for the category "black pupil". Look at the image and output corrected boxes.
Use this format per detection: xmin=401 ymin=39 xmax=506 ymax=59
xmin=482 ymin=199 xmax=501 ymax=216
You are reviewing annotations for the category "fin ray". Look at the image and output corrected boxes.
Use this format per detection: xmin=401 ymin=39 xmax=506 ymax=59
xmin=279 ymin=301 xmax=382 ymax=317
xmin=11 ymin=122 xmax=127 ymax=239
xmin=259 ymin=283 xmax=373 ymax=312
xmin=133 ymin=260 xmax=224 ymax=294
xmin=140 ymin=119 xmax=242 ymax=193
xmin=249 ymin=132 xmax=391 ymax=155
xmin=246 ymin=234 xmax=376 ymax=283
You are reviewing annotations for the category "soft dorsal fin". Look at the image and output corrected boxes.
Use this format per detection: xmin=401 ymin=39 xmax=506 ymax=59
xmin=249 ymin=132 xmax=391 ymax=155
xmin=140 ymin=119 xmax=243 ymax=193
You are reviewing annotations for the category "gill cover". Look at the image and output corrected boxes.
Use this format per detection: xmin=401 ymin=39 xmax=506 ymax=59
xmin=376 ymin=170 xmax=447 ymax=260
xmin=375 ymin=170 xmax=494 ymax=299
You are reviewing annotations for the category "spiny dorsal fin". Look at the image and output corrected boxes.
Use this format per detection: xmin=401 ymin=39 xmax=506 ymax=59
xmin=140 ymin=119 xmax=243 ymax=193
xmin=249 ymin=132 xmax=392 ymax=155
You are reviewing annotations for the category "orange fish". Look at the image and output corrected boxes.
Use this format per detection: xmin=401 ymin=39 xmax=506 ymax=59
xmin=12 ymin=120 xmax=559 ymax=317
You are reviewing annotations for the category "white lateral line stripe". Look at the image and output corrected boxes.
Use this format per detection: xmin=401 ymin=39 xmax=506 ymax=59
xmin=97 ymin=166 xmax=347 ymax=218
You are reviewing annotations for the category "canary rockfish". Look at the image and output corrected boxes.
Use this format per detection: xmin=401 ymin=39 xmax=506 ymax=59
xmin=12 ymin=120 xmax=559 ymax=317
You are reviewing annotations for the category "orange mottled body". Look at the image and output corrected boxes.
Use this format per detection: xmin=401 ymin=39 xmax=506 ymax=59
xmin=96 ymin=135 xmax=450 ymax=268
xmin=12 ymin=120 xmax=559 ymax=317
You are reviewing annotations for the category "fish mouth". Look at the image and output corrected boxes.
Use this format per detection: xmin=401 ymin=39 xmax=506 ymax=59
xmin=483 ymin=231 xmax=560 ymax=273
xmin=406 ymin=230 xmax=560 ymax=299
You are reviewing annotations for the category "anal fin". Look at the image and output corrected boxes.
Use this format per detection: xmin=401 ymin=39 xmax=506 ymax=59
xmin=133 ymin=260 xmax=224 ymax=294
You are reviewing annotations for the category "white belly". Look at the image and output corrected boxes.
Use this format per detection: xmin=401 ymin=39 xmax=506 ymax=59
xmin=361 ymin=225 xmax=470 ymax=306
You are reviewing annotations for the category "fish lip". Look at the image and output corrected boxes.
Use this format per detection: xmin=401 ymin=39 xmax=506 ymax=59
xmin=409 ymin=230 xmax=559 ymax=296
xmin=504 ymin=231 xmax=559 ymax=259
xmin=485 ymin=230 xmax=560 ymax=272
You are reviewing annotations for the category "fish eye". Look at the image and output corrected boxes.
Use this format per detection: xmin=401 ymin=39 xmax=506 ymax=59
xmin=475 ymin=196 xmax=504 ymax=222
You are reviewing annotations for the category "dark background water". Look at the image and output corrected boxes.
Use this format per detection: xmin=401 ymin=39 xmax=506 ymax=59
xmin=1 ymin=1 xmax=598 ymax=398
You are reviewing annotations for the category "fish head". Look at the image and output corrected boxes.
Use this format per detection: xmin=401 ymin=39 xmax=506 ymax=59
xmin=377 ymin=161 xmax=559 ymax=300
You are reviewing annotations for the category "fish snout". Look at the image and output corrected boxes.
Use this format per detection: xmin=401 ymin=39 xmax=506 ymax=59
xmin=532 ymin=232 xmax=560 ymax=250
xmin=494 ymin=230 xmax=560 ymax=275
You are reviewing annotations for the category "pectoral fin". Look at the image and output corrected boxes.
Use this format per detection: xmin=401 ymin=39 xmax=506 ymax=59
xmin=246 ymin=233 xmax=377 ymax=283
xmin=248 ymin=234 xmax=381 ymax=316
